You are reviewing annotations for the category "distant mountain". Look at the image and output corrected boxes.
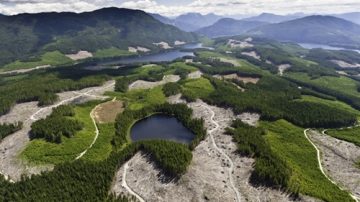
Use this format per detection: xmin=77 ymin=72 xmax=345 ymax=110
xmin=335 ymin=12 xmax=360 ymax=25
xmin=196 ymin=18 xmax=268 ymax=38
xmin=247 ymin=15 xmax=360 ymax=49
xmin=242 ymin=13 xmax=306 ymax=23
xmin=0 ymin=7 xmax=197 ymax=66
xmin=150 ymin=12 xmax=223 ymax=32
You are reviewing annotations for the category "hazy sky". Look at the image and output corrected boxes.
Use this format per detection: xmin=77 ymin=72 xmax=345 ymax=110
xmin=1 ymin=0 xmax=360 ymax=16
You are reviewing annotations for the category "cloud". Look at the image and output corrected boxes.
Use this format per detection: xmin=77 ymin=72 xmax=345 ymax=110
xmin=0 ymin=0 xmax=359 ymax=16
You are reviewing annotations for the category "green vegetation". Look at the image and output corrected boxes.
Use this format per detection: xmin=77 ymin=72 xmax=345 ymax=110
xmin=0 ymin=69 xmax=108 ymax=116
xmin=162 ymin=82 xmax=181 ymax=96
xmin=298 ymin=95 xmax=360 ymax=118
xmin=326 ymin=127 xmax=360 ymax=147
xmin=262 ymin=120 xmax=353 ymax=202
xmin=21 ymin=102 xmax=99 ymax=164
xmin=94 ymin=48 xmax=135 ymax=59
xmin=180 ymin=77 xmax=215 ymax=101
xmin=0 ymin=122 xmax=22 ymax=141
xmin=206 ymin=75 xmax=356 ymax=128
xmin=108 ymin=86 xmax=166 ymax=110
xmin=30 ymin=105 xmax=84 ymax=143
xmin=2 ymin=51 xmax=73 ymax=72
xmin=0 ymin=7 xmax=196 ymax=67
xmin=226 ymin=120 xmax=290 ymax=188
xmin=142 ymin=140 xmax=192 ymax=176
xmin=82 ymin=123 xmax=116 ymax=162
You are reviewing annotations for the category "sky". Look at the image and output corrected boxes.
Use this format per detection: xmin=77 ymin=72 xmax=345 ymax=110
xmin=0 ymin=0 xmax=360 ymax=16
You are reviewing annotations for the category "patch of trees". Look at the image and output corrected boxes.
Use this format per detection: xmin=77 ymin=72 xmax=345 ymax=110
xmin=115 ymin=77 xmax=132 ymax=93
xmin=0 ymin=122 xmax=22 ymax=141
xmin=174 ymin=68 xmax=191 ymax=79
xmin=285 ymin=76 xmax=360 ymax=110
xmin=162 ymin=82 xmax=181 ymax=97
xmin=306 ymin=49 xmax=360 ymax=69
xmin=226 ymin=120 xmax=291 ymax=190
xmin=0 ymin=71 xmax=108 ymax=116
xmin=30 ymin=105 xmax=83 ymax=143
xmin=141 ymin=140 xmax=192 ymax=176
xmin=205 ymin=75 xmax=356 ymax=128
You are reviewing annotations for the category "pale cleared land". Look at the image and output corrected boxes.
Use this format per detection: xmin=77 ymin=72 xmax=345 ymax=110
xmin=0 ymin=81 xmax=114 ymax=181
xmin=65 ymin=51 xmax=93 ymax=60
xmin=308 ymin=130 xmax=360 ymax=200
xmin=241 ymin=51 xmax=261 ymax=60
xmin=93 ymin=100 xmax=124 ymax=123
xmin=129 ymin=75 xmax=180 ymax=90
xmin=214 ymin=73 xmax=260 ymax=84
xmin=331 ymin=60 xmax=360 ymax=68
xmin=278 ymin=64 xmax=291 ymax=76
xmin=111 ymin=97 xmax=314 ymax=202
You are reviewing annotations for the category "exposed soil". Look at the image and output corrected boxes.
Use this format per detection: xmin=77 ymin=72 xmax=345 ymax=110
xmin=93 ymin=100 xmax=124 ymax=123
xmin=219 ymin=58 xmax=241 ymax=66
xmin=66 ymin=51 xmax=93 ymax=60
xmin=308 ymin=130 xmax=360 ymax=200
xmin=187 ymin=71 xmax=203 ymax=79
xmin=128 ymin=47 xmax=150 ymax=53
xmin=174 ymin=41 xmax=186 ymax=46
xmin=111 ymin=97 xmax=314 ymax=202
xmin=129 ymin=75 xmax=180 ymax=90
xmin=227 ymin=38 xmax=254 ymax=49
xmin=237 ymin=112 xmax=260 ymax=126
xmin=331 ymin=60 xmax=360 ymax=69
xmin=278 ymin=64 xmax=291 ymax=76
xmin=153 ymin=42 xmax=172 ymax=49
xmin=214 ymin=73 xmax=260 ymax=84
xmin=241 ymin=51 xmax=261 ymax=60
xmin=0 ymin=80 xmax=114 ymax=181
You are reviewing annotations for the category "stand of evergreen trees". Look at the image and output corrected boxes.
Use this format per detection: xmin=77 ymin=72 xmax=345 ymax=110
xmin=0 ymin=122 xmax=22 ymax=141
xmin=226 ymin=120 xmax=292 ymax=192
xmin=30 ymin=105 xmax=83 ymax=143
xmin=205 ymin=75 xmax=356 ymax=128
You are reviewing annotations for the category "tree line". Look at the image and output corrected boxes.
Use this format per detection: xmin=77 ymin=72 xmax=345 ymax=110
xmin=30 ymin=105 xmax=83 ymax=143
xmin=0 ymin=122 xmax=22 ymax=141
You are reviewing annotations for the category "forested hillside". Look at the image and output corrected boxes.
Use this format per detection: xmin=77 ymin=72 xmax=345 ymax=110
xmin=0 ymin=7 xmax=197 ymax=67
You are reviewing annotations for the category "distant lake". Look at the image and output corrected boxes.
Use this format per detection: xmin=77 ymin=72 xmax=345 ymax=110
xmin=130 ymin=114 xmax=194 ymax=144
xmin=298 ymin=43 xmax=360 ymax=53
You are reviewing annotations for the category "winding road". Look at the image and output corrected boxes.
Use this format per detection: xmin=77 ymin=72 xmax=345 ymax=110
xmin=203 ymin=105 xmax=242 ymax=202
xmin=304 ymin=129 xmax=359 ymax=202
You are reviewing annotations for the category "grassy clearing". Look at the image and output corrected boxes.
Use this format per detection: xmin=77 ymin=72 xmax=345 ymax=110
xmin=106 ymin=86 xmax=166 ymax=110
xmin=297 ymin=95 xmax=360 ymax=119
xmin=165 ymin=62 xmax=198 ymax=74
xmin=2 ymin=51 xmax=73 ymax=72
xmin=181 ymin=77 xmax=214 ymax=100
xmin=82 ymin=123 xmax=115 ymax=162
xmin=20 ymin=102 xmax=97 ymax=164
xmin=288 ymin=72 xmax=360 ymax=98
xmin=262 ymin=120 xmax=353 ymax=202
xmin=94 ymin=47 xmax=135 ymax=59
xmin=326 ymin=127 xmax=360 ymax=147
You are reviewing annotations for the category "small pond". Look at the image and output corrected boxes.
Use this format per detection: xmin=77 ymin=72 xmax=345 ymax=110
xmin=130 ymin=114 xmax=194 ymax=144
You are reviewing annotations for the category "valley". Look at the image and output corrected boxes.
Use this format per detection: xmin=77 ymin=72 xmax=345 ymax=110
xmin=0 ymin=5 xmax=360 ymax=202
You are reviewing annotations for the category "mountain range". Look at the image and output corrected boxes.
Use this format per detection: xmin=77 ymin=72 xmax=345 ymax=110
xmin=0 ymin=7 xmax=196 ymax=66
xmin=196 ymin=18 xmax=268 ymax=38
xmin=151 ymin=12 xmax=222 ymax=32
xmin=247 ymin=15 xmax=360 ymax=49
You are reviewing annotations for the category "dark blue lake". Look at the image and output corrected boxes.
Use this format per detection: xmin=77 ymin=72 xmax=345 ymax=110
xmin=130 ymin=114 xmax=194 ymax=144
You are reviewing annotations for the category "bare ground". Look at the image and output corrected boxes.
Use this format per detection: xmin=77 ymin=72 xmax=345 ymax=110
xmin=129 ymin=75 xmax=180 ymax=90
xmin=214 ymin=73 xmax=260 ymax=84
xmin=227 ymin=38 xmax=254 ymax=49
xmin=111 ymin=97 xmax=315 ymax=202
xmin=331 ymin=60 xmax=360 ymax=69
xmin=308 ymin=130 xmax=360 ymax=199
xmin=0 ymin=80 xmax=115 ymax=181
xmin=153 ymin=42 xmax=172 ymax=49
xmin=241 ymin=51 xmax=261 ymax=60
xmin=66 ymin=51 xmax=93 ymax=60
xmin=187 ymin=71 xmax=203 ymax=79
xmin=278 ymin=64 xmax=291 ymax=76
xmin=94 ymin=100 xmax=124 ymax=123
